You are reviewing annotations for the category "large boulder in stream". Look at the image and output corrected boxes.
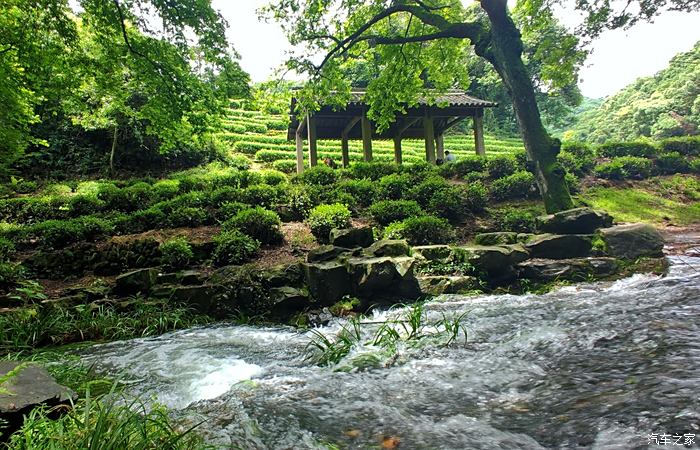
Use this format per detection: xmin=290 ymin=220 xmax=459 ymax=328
xmin=302 ymin=261 xmax=353 ymax=306
xmin=0 ymin=362 xmax=75 ymax=436
xmin=537 ymin=207 xmax=613 ymax=234
xmin=457 ymin=245 xmax=530 ymax=272
xmin=345 ymin=255 xmax=419 ymax=298
xmin=418 ymin=275 xmax=479 ymax=295
xmin=114 ymin=268 xmax=158 ymax=295
xmin=524 ymin=234 xmax=593 ymax=259
xmin=598 ymin=223 xmax=664 ymax=259
xmin=518 ymin=257 xmax=619 ymax=281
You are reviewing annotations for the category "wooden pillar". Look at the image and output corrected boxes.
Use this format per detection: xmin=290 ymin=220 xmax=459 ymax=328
xmin=341 ymin=117 xmax=360 ymax=168
xmin=295 ymin=116 xmax=306 ymax=174
xmin=361 ymin=116 xmax=373 ymax=162
xmin=393 ymin=135 xmax=402 ymax=165
xmin=436 ymin=134 xmax=445 ymax=161
xmin=307 ymin=114 xmax=318 ymax=166
xmin=424 ymin=115 xmax=436 ymax=164
xmin=473 ymin=111 xmax=486 ymax=156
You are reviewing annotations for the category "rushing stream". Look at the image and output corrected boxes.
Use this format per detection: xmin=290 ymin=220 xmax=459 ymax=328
xmin=78 ymin=253 xmax=700 ymax=449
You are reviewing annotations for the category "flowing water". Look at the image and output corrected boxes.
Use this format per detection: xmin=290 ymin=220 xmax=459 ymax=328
xmin=78 ymin=253 xmax=700 ymax=449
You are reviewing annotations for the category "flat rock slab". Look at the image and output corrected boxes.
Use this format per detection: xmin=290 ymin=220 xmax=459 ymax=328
xmin=418 ymin=275 xmax=479 ymax=295
xmin=525 ymin=234 xmax=593 ymax=260
xmin=0 ymin=361 xmax=74 ymax=415
xmin=473 ymin=232 xmax=519 ymax=246
xmin=412 ymin=245 xmax=453 ymax=262
xmin=458 ymin=245 xmax=530 ymax=272
xmin=518 ymin=257 xmax=619 ymax=281
xmin=537 ymin=207 xmax=613 ymax=234
xmin=330 ymin=226 xmax=374 ymax=248
xmin=599 ymin=223 xmax=664 ymax=260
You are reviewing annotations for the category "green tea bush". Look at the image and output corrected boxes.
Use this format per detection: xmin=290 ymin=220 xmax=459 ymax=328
xmin=659 ymin=136 xmax=700 ymax=156
xmin=561 ymin=141 xmax=595 ymax=159
xmin=296 ymin=165 xmax=338 ymax=186
xmin=210 ymin=186 xmax=242 ymax=207
xmin=486 ymin=155 xmax=519 ymax=179
xmin=496 ymin=208 xmax=537 ymax=233
xmin=459 ymin=182 xmax=488 ymax=213
xmin=0 ymin=198 xmax=63 ymax=224
xmin=427 ymin=186 xmax=469 ymax=222
xmin=384 ymin=215 xmax=454 ymax=245
xmin=348 ymin=161 xmax=398 ymax=181
xmin=594 ymin=160 xmax=625 ymax=180
xmin=439 ymin=156 xmax=487 ymax=178
xmin=307 ymin=203 xmax=352 ymax=242
xmin=0 ymin=237 xmax=15 ymax=261
xmin=228 ymin=154 xmax=252 ymax=171
xmin=67 ymin=195 xmax=105 ymax=217
xmin=369 ymin=200 xmax=424 ymax=226
xmin=261 ymin=169 xmax=288 ymax=186
xmin=115 ymin=207 xmax=166 ymax=234
xmin=286 ymin=185 xmax=315 ymax=220
xmin=213 ymin=230 xmax=260 ymax=266
xmin=400 ymin=162 xmax=437 ymax=182
xmin=597 ymin=141 xmax=657 ymax=158
xmin=152 ymin=179 xmax=181 ymax=200
xmin=167 ymin=206 xmax=210 ymax=228
xmin=272 ymin=160 xmax=298 ymax=174
xmin=32 ymin=220 xmax=85 ymax=249
xmin=690 ymin=159 xmax=700 ymax=174
xmin=160 ymin=238 xmax=194 ymax=270
xmin=0 ymin=262 xmax=23 ymax=289
xmin=490 ymin=171 xmax=538 ymax=201
xmin=558 ymin=150 xmax=595 ymax=176
xmin=337 ymin=179 xmax=377 ymax=207
xmin=376 ymin=173 xmax=412 ymax=200
xmin=160 ymin=191 xmax=211 ymax=211
xmin=224 ymin=207 xmax=283 ymax=245
xmin=408 ymin=176 xmax=450 ymax=207
xmin=215 ymin=201 xmax=247 ymax=223
xmin=595 ymin=156 xmax=653 ymax=180
xmin=240 ymin=184 xmax=284 ymax=208
xmin=265 ymin=119 xmax=289 ymax=130
xmin=655 ymin=152 xmax=690 ymax=175
xmin=77 ymin=216 xmax=113 ymax=241
xmin=12 ymin=180 xmax=38 ymax=194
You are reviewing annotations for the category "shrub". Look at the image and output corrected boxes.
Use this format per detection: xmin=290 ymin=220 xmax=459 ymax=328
xmin=369 ymin=200 xmax=424 ymax=226
xmin=77 ymin=216 xmax=113 ymax=241
xmin=337 ymin=179 xmax=377 ymax=207
xmin=67 ymin=195 xmax=105 ymax=217
xmin=0 ymin=237 xmax=15 ymax=261
xmin=558 ymin=150 xmax=595 ymax=176
xmin=228 ymin=154 xmax=252 ymax=170
xmin=167 ymin=206 xmax=210 ymax=228
xmin=348 ymin=161 xmax=398 ymax=180
xmin=384 ymin=216 xmax=454 ymax=245
xmin=261 ymin=169 xmax=288 ymax=186
xmin=215 ymin=201 xmax=247 ymax=223
xmin=152 ymin=179 xmax=181 ymax=200
xmin=377 ymin=173 xmax=412 ymax=200
xmin=240 ymin=184 xmax=284 ymax=208
xmin=486 ymin=155 xmax=519 ymax=179
xmin=594 ymin=160 xmax=625 ymax=180
xmin=160 ymin=238 xmax=194 ymax=270
xmin=265 ymin=119 xmax=288 ymax=130
xmin=460 ymin=182 xmax=488 ymax=213
xmin=307 ymin=203 xmax=352 ymax=242
xmin=597 ymin=141 xmax=657 ymax=158
xmin=225 ymin=207 xmax=283 ymax=245
xmin=0 ymin=262 xmax=23 ymax=288
xmin=211 ymin=186 xmax=242 ymax=207
xmin=161 ymin=191 xmax=211 ymax=211
xmin=408 ymin=176 xmax=450 ymax=207
xmin=427 ymin=186 xmax=468 ymax=223
xmin=98 ymin=183 xmax=153 ymax=212
xmin=655 ymin=152 xmax=690 ymax=175
xmin=116 ymin=207 xmax=166 ymax=234
xmin=213 ymin=230 xmax=260 ymax=266
xmin=496 ymin=208 xmax=537 ymax=233
xmin=490 ymin=171 xmax=538 ymax=201
xmin=11 ymin=180 xmax=38 ymax=194
xmin=440 ymin=156 xmax=487 ymax=178
xmin=400 ymin=162 xmax=438 ymax=182
xmin=32 ymin=220 xmax=85 ymax=249
xmin=614 ymin=156 xmax=654 ymax=179
xmin=296 ymin=165 xmax=338 ymax=186
xmin=660 ymin=136 xmax=700 ymax=156
xmin=690 ymin=159 xmax=700 ymax=174
xmin=561 ymin=141 xmax=595 ymax=159
xmin=272 ymin=160 xmax=298 ymax=174
xmin=286 ymin=185 xmax=316 ymax=220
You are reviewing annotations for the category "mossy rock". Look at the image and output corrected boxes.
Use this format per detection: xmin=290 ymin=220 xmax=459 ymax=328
xmin=536 ymin=207 xmax=613 ymax=235
xmin=598 ymin=223 xmax=664 ymax=260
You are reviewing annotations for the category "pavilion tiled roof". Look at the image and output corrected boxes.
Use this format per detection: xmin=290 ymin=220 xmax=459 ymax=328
xmin=345 ymin=89 xmax=497 ymax=108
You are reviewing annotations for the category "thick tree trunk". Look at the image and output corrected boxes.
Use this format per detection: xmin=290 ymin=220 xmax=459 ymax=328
xmin=479 ymin=0 xmax=574 ymax=213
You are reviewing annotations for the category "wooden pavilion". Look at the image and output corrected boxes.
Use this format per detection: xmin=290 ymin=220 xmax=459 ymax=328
xmin=286 ymin=89 xmax=497 ymax=173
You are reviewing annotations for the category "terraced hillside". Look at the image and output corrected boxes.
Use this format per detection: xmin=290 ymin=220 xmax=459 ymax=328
xmin=216 ymin=107 xmax=526 ymax=172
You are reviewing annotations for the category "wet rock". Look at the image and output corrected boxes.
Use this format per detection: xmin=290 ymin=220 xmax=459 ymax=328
xmin=473 ymin=232 xmax=519 ymax=246
xmin=330 ymin=226 xmax=374 ymax=248
xmin=418 ymin=275 xmax=479 ymax=295
xmin=537 ymin=207 xmax=613 ymax=234
xmin=365 ymin=239 xmax=410 ymax=257
xmin=269 ymin=286 xmax=309 ymax=316
xmin=307 ymin=245 xmax=352 ymax=263
xmin=518 ymin=257 xmax=619 ymax=281
xmin=302 ymin=262 xmax=352 ymax=306
xmin=525 ymin=234 xmax=592 ymax=259
xmin=0 ymin=361 xmax=74 ymax=436
xmin=412 ymin=245 xmax=453 ymax=262
xmin=260 ymin=264 xmax=303 ymax=288
xmin=599 ymin=223 xmax=664 ymax=259
xmin=169 ymin=285 xmax=225 ymax=313
xmin=114 ymin=268 xmax=158 ymax=295
xmin=458 ymin=245 xmax=530 ymax=272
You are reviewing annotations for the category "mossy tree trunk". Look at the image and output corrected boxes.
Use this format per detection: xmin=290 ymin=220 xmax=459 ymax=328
xmin=479 ymin=0 xmax=574 ymax=213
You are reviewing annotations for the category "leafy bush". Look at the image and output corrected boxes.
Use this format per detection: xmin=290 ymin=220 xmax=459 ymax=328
xmin=408 ymin=176 xmax=450 ymax=207
xmin=152 ymin=179 xmax=181 ymax=200
xmin=558 ymin=150 xmax=595 ymax=176
xmin=460 ymin=182 xmax=488 ymax=213
xmin=496 ymin=208 xmax=537 ymax=233
xmin=115 ymin=207 xmax=166 ymax=234
xmin=337 ymin=179 xmax=377 ymax=207
xmin=76 ymin=216 xmax=113 ymax=241
xmin=272 ymin=160 xmax=298 ymax=174
xmin=595 ymin=156 xmax=653 ymax=180
xmin=215 ymin=201 xmax=247 ymax=223
xmin=400 ymin=162 xmax=438 ymax=182
xmin=690 ymin=159 xmax=700 ymax=174
xmin=486 ymin=155 xmax=519 ymax=179
xmin=98 ymin=183 xmax=154 ymax=212
xmin=167 ymin=207 xmax=209 ymax=228
xmin=240 ymin=184 xmax=283 ymax=208
xmin=0 ymin=237 xmax=15 ymax=261
xmin=213 ymin=230 xmax=260 ymax=266
xmin=296 ymin=165 xmax=338 ymax=186
xmin=660 ymin=136 xmax=700 ymax=156
xmin=369 ymin=200 xmax=424 ymax=226
xmin=68 ymin=195 xmax=105 ymax=217
xmin=160 ymin=238 xmax=194 ymax=270
xmin=348 ymin=161 xmax=398 ymax=180
xmin=490 ymin=171 xmax=538 ymax=201
xmin=0 ymin=262 xmax=23 ymax=289
xmin=376 ymin=173 xmax=412 ymax=200
xmin=597 ymin=141 xmax=657 ymax=158
xmin=11 ymin=180 xmax=38 ymax=194
xmin=261 ymin=169 xmax=288 ymax=186
xmin=439 ymin=156 xmax=487 ymax=178
xmin=594 ymin=160 xmax=625 ymax=180
xmin=561 ymin=141 xmax=595 ymax=159
xmin=307 ymin=203 xmax=352 ymax=242
xmin=210 ymin=186 xmax=242 ymax=207
xmin=32 ymin=220 xmax=85 ymax=249
xmin=384 ymin=216 xmax=454 ymax=245
xmin=655 ymin=152 xmax=690 ymax=175
xmin=225 ymin=207 xmax=283 ymax=245
xmin=286 ymin=185 xmax=316 ymax=220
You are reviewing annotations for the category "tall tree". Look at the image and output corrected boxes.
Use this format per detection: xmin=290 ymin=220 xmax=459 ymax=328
xmin=263 ymin=0 xmax=699 ymax=213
